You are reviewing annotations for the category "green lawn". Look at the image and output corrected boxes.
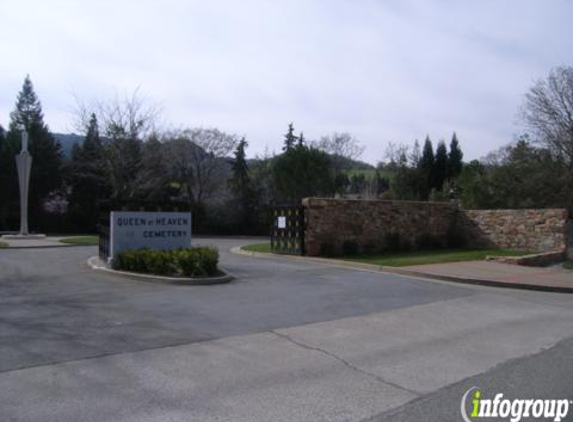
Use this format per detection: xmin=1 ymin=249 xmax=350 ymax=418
xmin=241 ymin=243 xmax=272 ymax=253
xmin=342 ymin=249 xmax=530 ymax=267
xmin=564 ymin=262 xmax=573 ymax=270
xmin=0 ymin=241 xmax=8 ymax=248
xmin=241 ymin=243 xmax=530 ymax=267
xmin=59 ymin=235 xmax=99 ymax=246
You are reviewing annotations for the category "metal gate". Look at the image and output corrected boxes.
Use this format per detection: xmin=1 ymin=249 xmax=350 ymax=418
xmin=270 ymin=205 xmax=305 ymax=255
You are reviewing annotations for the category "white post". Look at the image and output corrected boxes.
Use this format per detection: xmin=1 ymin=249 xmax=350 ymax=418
xmin=16 ymin=130 xmax=32 ymax=236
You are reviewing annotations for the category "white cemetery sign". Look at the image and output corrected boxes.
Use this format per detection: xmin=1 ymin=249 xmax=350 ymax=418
xmin=109 ymin=211 xmax=192 ymax=260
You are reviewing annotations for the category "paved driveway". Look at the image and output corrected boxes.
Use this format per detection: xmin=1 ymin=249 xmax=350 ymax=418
xmin=1 ymin=238 xmax=573 ymax=421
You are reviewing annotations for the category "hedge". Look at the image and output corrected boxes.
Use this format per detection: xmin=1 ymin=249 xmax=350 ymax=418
xmin=114 ymin=246 xmax=219 ymax=277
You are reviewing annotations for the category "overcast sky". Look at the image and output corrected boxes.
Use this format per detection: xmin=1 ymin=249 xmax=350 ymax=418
xmin=1 ymin=0 xmax=572 ymax=163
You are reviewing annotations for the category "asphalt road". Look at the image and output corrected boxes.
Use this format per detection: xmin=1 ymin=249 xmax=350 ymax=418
xmin=1 ymin=238 xmax=573 ymax=421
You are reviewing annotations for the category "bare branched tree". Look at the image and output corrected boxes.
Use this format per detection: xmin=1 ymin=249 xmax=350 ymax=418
xmin=314 ymin=132 xmax=365 ymax=162
xmin=72 ymin=89 xmax=162 ymax=200
xmin=521 ymin=66 xmax=573 ymax=167
xmin=164 ymin=128 xmax=238 ymax=205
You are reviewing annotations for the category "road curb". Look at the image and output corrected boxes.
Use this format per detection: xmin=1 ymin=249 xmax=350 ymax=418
xmin=87 ymin=256 xmax=234 ymax=285
xmin=231 ymin=246 xmax=573 ymax=294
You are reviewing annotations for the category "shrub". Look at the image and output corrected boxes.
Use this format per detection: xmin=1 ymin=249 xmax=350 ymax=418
xmin=114 ymin=246 xmax=219 ymax=277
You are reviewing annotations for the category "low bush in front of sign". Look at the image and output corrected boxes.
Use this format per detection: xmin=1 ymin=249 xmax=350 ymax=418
xmin=114 ymin=246 xmax=219 ymax=277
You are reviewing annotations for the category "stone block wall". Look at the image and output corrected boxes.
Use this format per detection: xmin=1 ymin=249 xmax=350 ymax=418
xmin=302 ymin=198 xmax=570 ymax=257
xmin=458 ymin=209 xmax=569 ymax=253
xmin=303 ymin=198 xmax=458 ymax=256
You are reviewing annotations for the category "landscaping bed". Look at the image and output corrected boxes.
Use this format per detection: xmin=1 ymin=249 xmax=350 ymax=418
xmin=0 ymin=241 xmax=8 ymax=248
xmin=114 ymin=246 xmax=220 ymax=278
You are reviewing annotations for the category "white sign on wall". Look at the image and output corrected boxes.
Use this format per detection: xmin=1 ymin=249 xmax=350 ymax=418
xmin=277 ymin=216 xmax=287 ymax=229
xmin=109 ymin=211 xmax=192 ymax=261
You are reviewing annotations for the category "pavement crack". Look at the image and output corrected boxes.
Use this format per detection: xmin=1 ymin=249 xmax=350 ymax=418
xmin=271 ymin=330 xmax=421 ymax=397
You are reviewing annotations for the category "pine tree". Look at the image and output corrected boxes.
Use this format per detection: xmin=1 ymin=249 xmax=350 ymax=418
xmin=6 ymin=75 xmax=63 ymax=229
xmin=229 ymin=138 xmax=257 ymax=230
xmin=419 ymin=135 xmax=435 ymax=199
xmin=229 ymin=138 xmax=250 ymax=195
xmin=67 ymin=113 xmax=111 ymax=231
xmin=283 ymin=123 xmax=298 ymax=151
xmin=0 ymin=126 xmax=15 ymax=229
xmin=447 ymin=132 xmax=463 ymax=180
xmin=298 ymin=132 xmax=305 ymax=148
xmin=434 ymin=141 xmax=448 ymax=191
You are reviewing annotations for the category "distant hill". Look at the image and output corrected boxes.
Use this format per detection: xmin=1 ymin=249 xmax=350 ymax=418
xmin=53 ymin=133 xmax=84 ymax=158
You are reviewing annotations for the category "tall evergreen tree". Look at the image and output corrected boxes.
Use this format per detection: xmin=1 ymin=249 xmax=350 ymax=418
xmin=447 ymin=132 xmax=463 ymax=180
xmin=283 ymin=123 xmax=298 ymax=151
xmin=229 ymin=138 xmax=257 ymax=230
xmin=0 ymin=125 xmax=15 ymax=229
xmin=6 ymin=75 xmax=63 ymax=230
xmin=229 ymin=138 xmax=250 ymax=195
xmin=67 ymin=113 xmax=111 ymax=231
xmin=419 ymin=135 xmax=435 ymax=199
xmin=434 ymin=141 xmax=448 ymax=190
xmin=298 ymin=132 xmax=305 ymax=148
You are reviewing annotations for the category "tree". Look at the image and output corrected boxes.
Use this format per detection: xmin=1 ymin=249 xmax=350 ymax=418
xmin=283 ymin=123 xmax=297 ymax=151
xmin=272 ymin=145 xmax=335 ymax=202
xmin=315 ymin=132 xmax=364 ymax=163
xmin=229 ymin=138 xmax=258 ymax=230
xmin=5 ymin=75 xmax=63 ymax=229
xmin=67 ymin=113 xmax=111 ymax=231
xmin=409 ymin=140 xmax=421 ymax=167
xmin=315 ymin=132 xmax=364 ymax=194
xmin=447 ymin=132 xmax=463 ymax=180
xmin=74 ymin=89 xmax=160 ymax=201
xmin=134 ymin=133 xmax=171 ymax=201
xmin=521 ymin=66 xmax=573 ymax=167
xmin=434 ymin=140 xmax=448 ymax=190
xmin=298 ymin=132 xmax=305 ymax=148
xmin=419 ymin=136 xmax=435 ymax=199
xmin=165 ymin=128 xmax=238 ymax=206
xmin=0 ymin=126 xmax=15 ymax=229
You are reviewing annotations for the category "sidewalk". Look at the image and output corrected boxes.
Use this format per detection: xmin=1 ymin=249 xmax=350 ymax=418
xmin=397 ymin=260 xmax=573 ymax=293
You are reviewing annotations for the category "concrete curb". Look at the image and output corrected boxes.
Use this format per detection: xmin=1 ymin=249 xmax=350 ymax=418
xmin=231 ymin=246 xmax=573 ymax=294
xmin=87 ymin=256 xmax=234 ymax=285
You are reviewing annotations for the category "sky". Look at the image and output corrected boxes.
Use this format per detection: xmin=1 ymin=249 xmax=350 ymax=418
xmin=1 ymin=0 xmax=572 ymax=164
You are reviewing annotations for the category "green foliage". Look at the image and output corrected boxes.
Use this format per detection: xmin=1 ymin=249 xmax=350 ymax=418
xmin=420 ymin=136 xmax=435 ymax=195
xmin=448 ymin=132 xmax=463 ymax=180
xmin=0 ymin=241 xmax=8 ymax=248
xmin=458 ymin=138 xmax=570 ymax=209
xmin=341 ymin=248 xmax=531 ymax=267
xmin=434 ymin=141 xmax=448 ymax=190
xmin=2 ymin=75 xmax=63 ymax=231
xmin=272 ymin=145 xmax=335 ymax=202
xmin=67 ymin=113 xmax=111 ymax=231
xmin=114 ymin=246 xmax=219 ymax=277
xmin=283 ymin=123 xmax=297 ymax=151
xmin=241 ymin=243 xmax=271 ymax=253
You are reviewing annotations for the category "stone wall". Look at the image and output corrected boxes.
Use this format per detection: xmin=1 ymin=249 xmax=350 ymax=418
xmin=303 ymin=198 xmax=458 ymax=256
xmin=302 ymin=198 xmax=570 ymax=257
xmin=459 ymin=209 xmax=569 ymax=253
